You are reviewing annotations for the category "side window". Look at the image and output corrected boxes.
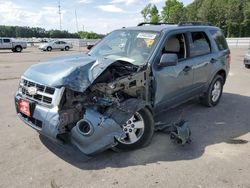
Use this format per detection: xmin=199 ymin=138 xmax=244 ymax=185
xmin=190 ymin=32 xmax=211 ymax=57
xmin=163 ymin=33 xmax=187 ymax=60
xmin=55 ymin=41 xmax=60 ymax=44
xmin=61 ymin=41 xmax=66 ymax=44
xmin=210 ymin=30 xmax=228 ymax=51
xmin=3 ymin=39 xmax=10 ymax=43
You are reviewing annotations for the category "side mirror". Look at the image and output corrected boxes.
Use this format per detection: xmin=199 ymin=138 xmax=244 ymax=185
xmin=158 ymin=53 xmax=178 ymax=68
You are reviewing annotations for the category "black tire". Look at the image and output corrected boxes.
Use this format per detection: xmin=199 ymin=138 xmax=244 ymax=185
xmin=47 ymin=46 xmax=52 ymax=51
xmin=15 ymin=46 xmax=22 ymax=52
xmin=200 ymin=75 xmax=224 ymax=107
xmin=12 ymin=49 xmax=16 ymax=52
xmin=245 ymin=64 xmax=250 ymax=69
xmin=114 ymin=108 xmax=154 ymax=151
xmin=65 ymin=46 xmax=70 ymax=51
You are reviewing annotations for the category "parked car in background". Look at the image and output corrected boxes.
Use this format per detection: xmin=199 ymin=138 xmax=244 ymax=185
xmin=39 ymin=40 xmax=73 ymax=51
xmin=244 ymin=50 xmax=250 ymax=68
xmin=0 ymin=37 xmax=27 ymax=52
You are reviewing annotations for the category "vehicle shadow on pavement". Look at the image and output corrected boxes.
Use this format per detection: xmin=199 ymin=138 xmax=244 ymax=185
xmin=40 ymin=92 xmax=250 ymax=170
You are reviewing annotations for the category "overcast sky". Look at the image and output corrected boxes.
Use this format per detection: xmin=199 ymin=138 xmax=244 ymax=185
xmin=0 ymin=0 xmax=193 ymax=34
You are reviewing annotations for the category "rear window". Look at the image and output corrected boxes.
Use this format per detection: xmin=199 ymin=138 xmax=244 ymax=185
xmin=210 ymin=30 xmax=228 ymax=51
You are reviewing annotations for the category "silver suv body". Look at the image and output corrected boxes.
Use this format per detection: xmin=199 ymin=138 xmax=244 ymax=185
xmin=15 ymin=23 xmax=230 ymax=155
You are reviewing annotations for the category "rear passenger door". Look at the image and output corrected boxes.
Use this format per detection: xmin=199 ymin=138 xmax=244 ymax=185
xmin=187 ymin=31 xmax=213 ymax=91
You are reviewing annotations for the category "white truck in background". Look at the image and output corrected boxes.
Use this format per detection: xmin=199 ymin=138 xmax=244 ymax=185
xmin=0 ymin=38 xmax=27 ymax=52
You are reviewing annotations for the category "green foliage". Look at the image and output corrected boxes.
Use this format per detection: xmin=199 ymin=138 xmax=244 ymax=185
xmin=78 ymin=31 xmax=105 ymax=39
xmin=161 ymin=0 xmax=186 ymax=23
xmin=140 ymin=0 xmax=250 ymax=37
xmin=0 ymin=25 xmax=104 ymax=39
xmin=141 ymin=3 xmax=160 ymax=23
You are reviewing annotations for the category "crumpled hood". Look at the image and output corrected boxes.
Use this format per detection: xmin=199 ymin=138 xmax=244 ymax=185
xmin=23 ymin=53 xmax=117 ymax=92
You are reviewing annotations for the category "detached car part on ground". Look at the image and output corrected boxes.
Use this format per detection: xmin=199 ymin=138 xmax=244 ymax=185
xmin=15 ymin=22 xmax=230 ymax=155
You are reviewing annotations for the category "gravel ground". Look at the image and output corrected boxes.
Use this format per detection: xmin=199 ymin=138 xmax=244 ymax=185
xmin=0 ymin=47 xmax=249 ymax=188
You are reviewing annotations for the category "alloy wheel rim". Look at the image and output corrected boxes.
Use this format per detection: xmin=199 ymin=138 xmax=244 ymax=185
xmin=119 ymin=112 xmax=145 ymax=144
xmin=211 ymin=80 xmax=222 ymax=102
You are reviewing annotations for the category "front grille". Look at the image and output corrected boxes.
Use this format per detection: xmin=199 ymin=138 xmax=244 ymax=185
xmin=19 ymin=78 xmax=55 ymax=105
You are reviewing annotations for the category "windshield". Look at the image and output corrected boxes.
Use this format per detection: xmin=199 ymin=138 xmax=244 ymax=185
xmin=89 ymin=30 xmax=160 ymax=65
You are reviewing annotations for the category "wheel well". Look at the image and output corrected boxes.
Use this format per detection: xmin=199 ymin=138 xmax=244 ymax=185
xmin=145 ymin=105 xmax=154 ymax=117
xmin=216 ymin=70 xmax=226 ymax=84
xmin=15 ymin=45 xmax=22 ymax=49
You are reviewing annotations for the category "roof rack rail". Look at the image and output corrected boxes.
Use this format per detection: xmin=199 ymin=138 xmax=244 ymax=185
xmin=178 ymin=22 xmax=213 ymax=26
xmin=137 ymin=22 xmax=175 ymax=26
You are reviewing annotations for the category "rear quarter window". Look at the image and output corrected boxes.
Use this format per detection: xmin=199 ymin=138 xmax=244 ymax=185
xmin=210 ymin=30 xmax=228 ymax=51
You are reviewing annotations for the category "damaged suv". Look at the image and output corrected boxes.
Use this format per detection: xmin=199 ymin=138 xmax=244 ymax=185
xmin=15 ymin=22 xmax=230 ymax=155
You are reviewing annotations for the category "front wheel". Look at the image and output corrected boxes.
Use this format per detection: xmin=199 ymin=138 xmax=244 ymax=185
xmin=245 ymin=64 xmax=250 ymax=69
xmin=47 ymin=46 xmax=52 ymax=51
xmin=114 ymin=108 xmax=154 ymax=151
xmin=200 ymin=75 xmax=224 ymax=107
xmin=65 ymin=46 xmax=70 ymax=51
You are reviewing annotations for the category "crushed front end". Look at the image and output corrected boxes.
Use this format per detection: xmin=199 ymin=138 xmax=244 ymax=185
xmin=14 ymin=59 xmax=150 ymax=155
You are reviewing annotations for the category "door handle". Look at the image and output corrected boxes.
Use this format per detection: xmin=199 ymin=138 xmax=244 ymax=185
xmin=183 ymin=66 xmax=192 ymax=72
xmin=210 ymin=58 xmax=218 ymax=64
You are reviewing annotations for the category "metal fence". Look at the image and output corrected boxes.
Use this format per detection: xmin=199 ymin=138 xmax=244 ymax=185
xmin=226 ymin=38 xmax=250 ymax=48
xmin=20 ymin=37 xmax=250 ymax=49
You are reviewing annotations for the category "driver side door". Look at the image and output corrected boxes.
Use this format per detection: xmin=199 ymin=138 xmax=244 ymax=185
xmin=153 ymin=32 xmax=196 ymax=110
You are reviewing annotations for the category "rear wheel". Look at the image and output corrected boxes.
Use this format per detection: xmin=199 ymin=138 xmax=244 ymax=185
xmin=115 ymin=108 xmax=154 ymax=151
xmin=200 ymin=75 xmax=224 ymax=107
xmin=47 ymin=46 xmax=52 ymax=51
xmin=245 ymin=64 xmax=250 ymax=69
xmin=15 ymin=46 xmax=22 ymax=52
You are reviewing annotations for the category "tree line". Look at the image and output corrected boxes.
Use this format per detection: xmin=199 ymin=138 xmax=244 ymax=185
xmin=141 ymin=0 xmax=250 ymax=37
xmin=0 ymin=25 xmax=105 ymax=39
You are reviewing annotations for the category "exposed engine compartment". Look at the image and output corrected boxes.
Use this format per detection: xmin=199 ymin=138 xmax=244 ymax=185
xmin=57 ymin=61 xmax=149 ymax=137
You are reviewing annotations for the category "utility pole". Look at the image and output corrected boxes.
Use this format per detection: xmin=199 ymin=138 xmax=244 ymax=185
xmin=75 ymin=9 xmax=79 ymax=33
xmin=82 ymin=25 xmax=85 ymax=32
xmin=58 ymin=0 xmax=62 ymax=30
